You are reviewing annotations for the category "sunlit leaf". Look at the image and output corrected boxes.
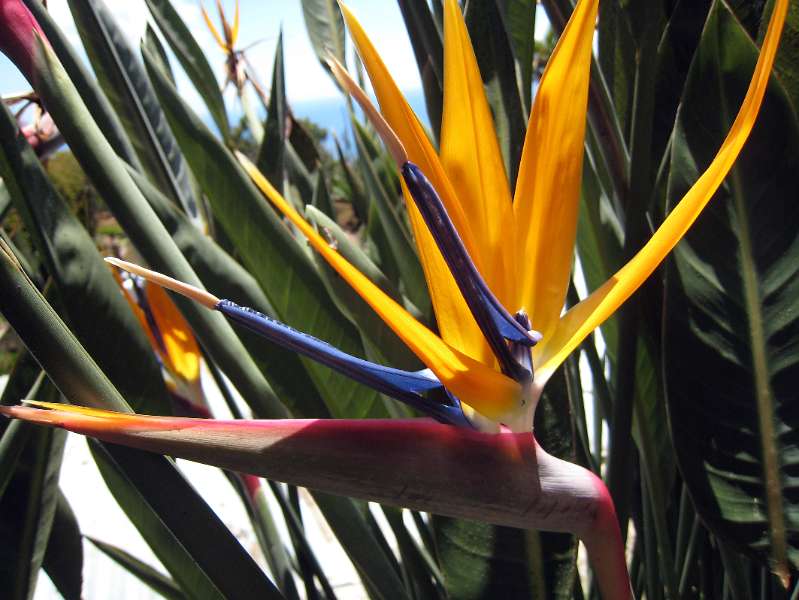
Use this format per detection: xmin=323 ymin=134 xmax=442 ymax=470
xmin=143 ymin=47 xmax=387 ymax=420
xmin=143 ymin=0 xmax=230 ymax=138
xmin=67 ymin=0 xmax=198 ymax=217
xmin=0 ymin=102 xmax=171 ymax=415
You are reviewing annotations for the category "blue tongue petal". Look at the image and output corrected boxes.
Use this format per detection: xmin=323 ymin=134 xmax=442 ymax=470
xmin=216 ymin=300 xmax=472 ymax=427
xmin=401 ymin=162 xmax=540 ymax=382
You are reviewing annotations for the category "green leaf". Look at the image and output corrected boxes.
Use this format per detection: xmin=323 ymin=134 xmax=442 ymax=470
xmin=0 ymin=227 xmax=41 ymax=287
xmin=300 ymin=0 xmax=346 ymax=76
xmin=42 ymin=491 xmax=83 ymax=600
xmin=89 ymin=441 xmax=284 ymax=600
xmin=0 ymin=178 xmax=10 ymax=220
xmin=397 ymin=0 xmax=444 ymax=140
xmin=433 ymin=517 xmax=543 ymax=599
xmin=266 ymin=481 xmax=338 ymax=599
xmin=497 ymin=0 xmax=536 ymax=116
xmin=1 ymin=347 xmax=42 ymax=408
xmin=30 ymin=39 xmax=287 ymax=420
xmin=335 ymin=136 xmax=370 ymax=223
xmin=21 ymin=0 xmax=140 ymax=167
xmin=310 ymin=170 xmax=335 ymax=218
xmin=285 ymin=141 xmax=316 ymax=206
xmin=596 ymin=0 xmax=637 ymax=138
xmin=1 ymin=353 xmax=42 ymax=501
xmin=143 ymin=47 xmax=385 ymax=420
xmin=0 ymin=377 xmax=64 ymax=600
xmin=759 ymin=0 xmax=799 ymax=119
xmin=142 ymin=24 xmax=176 ymax=85
xmin=87 ymin=536 xmax=186 ymax=600
xmin=67 ymin=0 xmax=198 ymax=217
xmin=143 ymin=0 xmax=229 ymax=138
xmin=0 ymin=102 xmax=171 ymax=415
xmin=257 ymin=31 xmax=287 ymax=188
xmin=0 ymin=419 xmax=31 ymax=500
xmin=127 ymin=165 xmax=328 ymax=418
xmin=464 ymin=0 xmax=527 ymax=189
xmin=288 ymin=116 xmax=322 ymax=173
xmin=305 ymin=204 xmax=402 ymax=303
xmin=573 ymin=0 xmax=631 ymax=203
xmin=0 ymin=242 xmax=282 ymax=599
xmin=664 ymin=0 xmax=799 ymax=577
xmin=652 ymin=0 xmax=712 ymax=172
xmin=632 ymin=337 xmax=679 ymax=599
xmin=365 ymin=201 xmax=403 ymax=290
xmin=352 ymin=121 xmax=430 ymax=315
xmin=575 ymin=164 xmax=623 ymax=356
xmin=0 ymin=240 xmax=128 ymax=413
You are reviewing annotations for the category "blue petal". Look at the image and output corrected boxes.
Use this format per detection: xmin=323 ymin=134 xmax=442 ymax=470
xmin=216 ymin=300 xmax=473 ymax=427
xmin=401 ymin=162 xmax=540 ymax=381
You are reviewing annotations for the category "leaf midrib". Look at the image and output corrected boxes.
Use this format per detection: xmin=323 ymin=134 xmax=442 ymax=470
xmin=714 ymin=14 xmax=789 ymax=572
xmin=730 ymin=163 xmax=789 ymax=581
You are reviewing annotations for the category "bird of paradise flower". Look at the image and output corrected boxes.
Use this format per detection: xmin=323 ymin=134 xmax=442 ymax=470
xmin=0 ymin=0 xmax=789 ymax=596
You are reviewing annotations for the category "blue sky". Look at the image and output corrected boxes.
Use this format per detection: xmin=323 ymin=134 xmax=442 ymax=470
xmin=1 ymin=1 xmax=548 ymax=132
xmin=2 ymin=1 xmax=420 ymax=99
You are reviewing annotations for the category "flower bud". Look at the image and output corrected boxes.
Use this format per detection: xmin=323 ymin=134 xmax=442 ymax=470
xmin=0 ymin=0 xmax=47 ymax=82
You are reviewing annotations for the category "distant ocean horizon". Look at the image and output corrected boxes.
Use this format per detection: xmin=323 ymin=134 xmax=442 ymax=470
xmin=291 ymin=87 xmax=429 ymax=152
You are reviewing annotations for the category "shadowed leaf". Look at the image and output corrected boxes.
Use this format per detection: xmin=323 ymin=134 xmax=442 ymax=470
xmin=664 ymin=1 xmax=799 ymax=578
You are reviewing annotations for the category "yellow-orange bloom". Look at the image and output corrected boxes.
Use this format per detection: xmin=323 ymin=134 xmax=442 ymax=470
xmin=238 ymin=0 xmax=787 ymax=431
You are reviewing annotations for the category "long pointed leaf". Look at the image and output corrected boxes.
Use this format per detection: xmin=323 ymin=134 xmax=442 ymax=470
xmin=67 ymin=0 xmax=198 ymax=217
xmin=142 ymin=23 xmax=176 ymax=84
xmin=300 ymin=0 xmax=346 ymax=76
xmin=464 ymin=0 xmax=527 ymax=189
xmin=497 ymin=0 xmax=536 ymax=115
xmin=143 ymin=0 xmax=229 ymax=138
xmin=257 ymin=31 xmax=287 ymax=188
xmin=42 ymin=491 xmax=83 ymax=600
xmin=397 ymin=0 xmax=444 ymax=139
xmin=0 ymin=377 xmax=63 ymax=600
xmin=0 ymin=241 xmax=282 ymax=599
xmin=0 ymin=102 xmax=171 ymax=415
xmin=234 ymin=478 xmax=301 ymax=600
xmin=25 ymin=38 xmax=288 ymax=420
xmin=143 ymin=45 xmax=387 ymax=420
xmin=664 ymin=0 xmax=799 ymax=578
xmin=87 ymin=535 xmax=186 ymax=599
